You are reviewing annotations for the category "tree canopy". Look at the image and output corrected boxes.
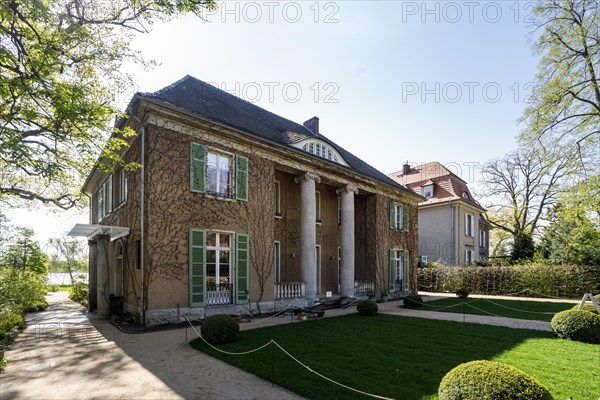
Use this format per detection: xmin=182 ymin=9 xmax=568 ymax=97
xmin=1 ymin=227 xmax=47 ymax=274
xmin=521 ymin=0 xmax=599 ymax=172
xmin=0 ymin=0 xmax=217 ymax=209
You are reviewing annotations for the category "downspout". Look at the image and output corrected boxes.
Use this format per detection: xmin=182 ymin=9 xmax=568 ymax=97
xmin=131 ymin=114 xmax=146 ymax=325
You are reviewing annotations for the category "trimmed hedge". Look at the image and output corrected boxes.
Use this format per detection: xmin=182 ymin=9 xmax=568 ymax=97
xmin=571 ymin=304 xmax=599 ymax=314
xmin=201 ymin=314 xmax=240 ymax=344
xmin=551 ymin=310 xmax=600 ymax=344
xmin=418 ymin=264 xmax=599 ymax=298
xmin=403 ymin=294 xmax=423 ymax=308
xmin=438 ymin=360 xmax=553 ymax=400
xmin=356 ymin=300 xmax=378 ymax=316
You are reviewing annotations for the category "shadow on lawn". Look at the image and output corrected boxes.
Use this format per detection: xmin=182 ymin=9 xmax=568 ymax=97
xmin=191 ymin=314 xmax=556 ymax=400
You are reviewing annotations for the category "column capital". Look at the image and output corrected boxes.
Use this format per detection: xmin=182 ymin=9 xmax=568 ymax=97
xmin=294 ymin=172 xmax=321 ymax=184
xmin=336 ymin=184 xmax=359 ymax=195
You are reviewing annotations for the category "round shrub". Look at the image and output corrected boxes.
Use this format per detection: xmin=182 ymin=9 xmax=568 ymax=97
xmin=439 ymin=360 xmax=553 ymax=400
xmin=201 ymin=314 xmax=240 ymax=344
xmin=403 ymin=294 xmax=423 ymax=308
xmin=551 ymin=310 xmax=600 ymax=344
xmin=455 ymin=288 xmax=469 ymax=298
xmin=356 ymin=300 xmax=378 ymax=316
xmin=571 ymin=304 xmax=599 ymax=314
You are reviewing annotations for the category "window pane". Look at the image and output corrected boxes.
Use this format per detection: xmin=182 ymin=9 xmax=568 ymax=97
xmin=219 ymin=233 xmax=230 ymax=248
xmin=219 ymin=155 xmax=230 ymax=195
xmin=206 ymin=152 xmax=218 ymax=193
xmin=207 ymin=232 xmax=217 ymax=247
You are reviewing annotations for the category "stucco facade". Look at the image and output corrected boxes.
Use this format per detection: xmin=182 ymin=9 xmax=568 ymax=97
xmin=74 ymin=76 xmax=421 ymax=324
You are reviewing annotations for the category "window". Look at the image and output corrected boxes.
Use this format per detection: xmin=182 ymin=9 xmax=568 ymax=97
xmin=479 ymin=230 xmax=486 ymax=247
xmin=295 ymin=139 xmax=349 ymax=166
xmin=274 ymin=181 xmax=281 ymax=217
xmin=206 ymin=151 xmax=232 ymax=197
xmin=389 ymin=249 xmax=410 ymax=292
xmin=465 ymin=250 xmax=473 ymax=264
xmin=465 ymin=213 xmax=474 ymax=237
xmin=97 ymin=175 xmax=113 ymax=220
xmin=206 ymin=232 xmax=232 ymax=287
xmin=274 ymin=241 xmax=281 ymax=284
xmin=389 ymin=201 xmax=409 ymax=232
xmin=190 ymin=142 xmax=248 ymax=201
xmin=315 ymin=245 xmax=321 ymax=294
xmin=315 ymin=191 xmax=321 ymax=223
xmin=422 ymin=184 xmax=433 ymax=198
xmin=421 ymin=255 xmax=428 ymax=264
xmin=462 ymin=192 xmax=470 ymax=200
xmin=118 ymin=169 xmax=127 ymax=205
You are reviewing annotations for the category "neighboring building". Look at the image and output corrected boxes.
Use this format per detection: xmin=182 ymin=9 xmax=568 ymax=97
xmin=388 ymin=162 xmax=490 ymax=266
xmin=69 ymin=76 xmax=422 ymax=324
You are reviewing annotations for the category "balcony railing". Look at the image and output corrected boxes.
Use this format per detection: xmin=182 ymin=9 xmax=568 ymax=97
xmin=274 ymin=282 xmax=306 ymax=299
xmin=354 ymin=280 xmax=375 ymax=294
xmin=206 ymin=283 xmax=233 ymax=306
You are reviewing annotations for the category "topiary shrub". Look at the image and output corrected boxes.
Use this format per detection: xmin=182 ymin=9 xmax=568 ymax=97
xmin=439 ymin=360 xmax=553 ymax=400
xmin=201 ymin=314 xmax=240 ymax=344
xmin=403 ymin=294 xmax=423 ymax=308
xmin=551 ymin=310 xmax=600 ymax=344
xmin=455 ymin=288 xmax=469 ymax=298
xmin=356 ymin=300 xmax=378 ymax=316
xmin=571 ymin=304 xmax=599 ymax=314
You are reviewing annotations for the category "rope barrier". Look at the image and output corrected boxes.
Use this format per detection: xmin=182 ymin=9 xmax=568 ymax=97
xmin=248 ymin=305 xmax=292 ymax=325
xmin=480 ymin=299 xmax=559 ymax=315
xmin=185 ymin=316 xmax=395 ymax=400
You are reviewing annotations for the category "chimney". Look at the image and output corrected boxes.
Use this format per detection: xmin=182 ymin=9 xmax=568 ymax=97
xmin=403 ymin=162 xmax=411 ymax=176
xmin=303 ymin=116 xmax=319 ymax=134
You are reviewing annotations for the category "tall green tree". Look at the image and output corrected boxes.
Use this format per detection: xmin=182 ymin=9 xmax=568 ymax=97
xmin=0 ymin=0 xmax=217 ymax=209
xmin=521 ymin=0 xmax=599 ymax=172
xmin=48 ymin=234 xmax=87 ymax=285
xmin=1 ymin=227 xmax=47 ymax=274
xmin=481 ymin=143 xmax=577 ymax=260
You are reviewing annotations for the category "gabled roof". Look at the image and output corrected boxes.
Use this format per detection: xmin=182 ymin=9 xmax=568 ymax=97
xmin=130 ymin=75 xmax=415 ymax=197
xmin=388 ymin=161 xmax=484 ymax=210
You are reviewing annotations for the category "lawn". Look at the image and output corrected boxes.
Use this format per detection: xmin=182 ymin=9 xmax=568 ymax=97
xmin=191 ymin=315 xmax=599 ymax=400
xmin=417 ymin=297 xmax=575 ymax=321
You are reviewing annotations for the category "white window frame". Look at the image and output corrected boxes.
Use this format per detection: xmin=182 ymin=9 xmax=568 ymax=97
xmin=394 ymin=204 xmax=403 ymax=230
xmin=391 ymin=249 xmax=404 ymax=291
xmin=274 ymin=180 xmax=281 ymax=217
xmin=465 ymin=213 xmax=474 ymax=237
xmin=118 ymin=169 xmax=127 ymax=205
xmin=315 ymin=245 xmax=321 ymax=294
xmin=206 ymin=232 xmax=233 ymax=287
xmin=274 ymin=241 xmax=281 ymax=284
xmin=421 ymin=255 xmax=428 ymax=264
xmin=422 ymin=184 xmax=433 ymax=198
xmin=464 ymin=249 xmax=473 ymax=264
xmin=206 ymin=150 xmax=233 ymax=198
xmin=315 ymin=191 xmax=321 ymax=223
xmin=479 ymin=230 xmax=486 ymax=247
xmin=97 ymin=175 xmax=113 ymax=221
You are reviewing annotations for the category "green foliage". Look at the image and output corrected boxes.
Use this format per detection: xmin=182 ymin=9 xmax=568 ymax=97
xmin=551 ymin=310 xmax=600 ymax=344
xmin=356 ymin=300 xmax=378 ymax=316
xmin=571 ymin=304 xmax=599 ymax=314
xmin=69 ymin=281 xmax=88 ymax=307
xmin=512 ymin=233 xmax=535 ymax=261
xmin=455 ymin=288 xmax=469 ymax=298
xmin=0 ymin=303 xmax=25 ymax=346
xmin=0 ymin=269 xmax=48 ymax=312
xmin=201 ymin=314 xmax=240 ymax=344
xmin=418 ymin=264 xmax=600 ymax=298
xmin=1 ymin=228 xmax=47 ymax=274
xmin=47 ymin=284 xmax=59 ymax=292
xmin=438 ymin=360 xmax=553 ymax=400
xmin=0 ymin=0 xmax=217 ymax=208
xmin=403 ymin=294 xmax=423 ymax=308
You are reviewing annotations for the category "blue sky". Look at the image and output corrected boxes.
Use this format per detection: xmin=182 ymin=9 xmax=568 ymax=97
xmin=11 ymin=1 xmax=542 ymax=245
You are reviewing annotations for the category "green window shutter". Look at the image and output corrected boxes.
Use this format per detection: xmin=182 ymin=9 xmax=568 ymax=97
xmin=388 ymin=249 xmax=395 ymax=293
xmin=236 ymin=155 xmax=248 ymax=202
xmin=236 ymin=233 xmax=250 ymax=304
xmin=403 ymin=204 xmax=410 ymax=232
xmin=403 ymin=250 xmax=410 ymax=292
xmin=389 ymin=201 xmax=395 ymax=229
xmin=190 ymin=142 xmax=206 ymax=193
xmin=189 ymin=229 xmax=206 ymax=307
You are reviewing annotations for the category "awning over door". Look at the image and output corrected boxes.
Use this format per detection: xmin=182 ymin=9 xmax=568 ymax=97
xmin=68 ymin=224 xmax=130 ymax=241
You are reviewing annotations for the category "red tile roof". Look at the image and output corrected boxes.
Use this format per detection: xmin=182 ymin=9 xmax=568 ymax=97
xmin=388 ymin=162 xmax=485 ymax=210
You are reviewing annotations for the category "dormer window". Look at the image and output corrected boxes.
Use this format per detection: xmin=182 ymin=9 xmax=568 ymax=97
xmin=291 ymin=139 xmax=349 ymax=167
xmin=462 ymin=192 xmax=469 ymax=200
xmin=422 ymin=184 xmax=433 ymax=198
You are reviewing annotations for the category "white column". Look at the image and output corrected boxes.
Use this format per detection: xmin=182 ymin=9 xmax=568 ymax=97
xmin=295 ymin=172 xmax=321 ymax=301
xmin=337 ymin=185 xmax=358 ymax=297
